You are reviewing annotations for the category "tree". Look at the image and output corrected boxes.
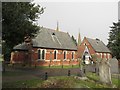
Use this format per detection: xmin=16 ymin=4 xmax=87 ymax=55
xmin=71 ymin=35 xmax=77 ymax=46
xmin=2 ymin=2 xmax=44 ymax=61
xmin=107 ymin=21 xmax=120 ymax=59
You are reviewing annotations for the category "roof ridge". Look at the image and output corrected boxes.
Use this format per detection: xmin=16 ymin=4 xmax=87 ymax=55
xmin=42 ymin=27 xmax=68 ymax=34
xmin=86 ymin=37 xmax=97 ymax=40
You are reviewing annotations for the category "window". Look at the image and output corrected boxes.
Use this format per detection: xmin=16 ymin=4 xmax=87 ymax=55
xmin=54 ymin=50 xmax=57 ymax=59
xmin=72 ymin=52 xmax=74 ymax=59
xmin=42 ymin=50 xmax=45 ymax=59
xmin=38 ymin=49 xmax=45 ymax=60
xmin=64 ymin=51 xmax=66 ymax=60
xmin=38 ymin=50 xmax=41 ymax=59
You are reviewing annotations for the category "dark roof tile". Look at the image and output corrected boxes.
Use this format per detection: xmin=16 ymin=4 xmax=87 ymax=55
xmin=13 ymin=43 xmax=28 ymax=50
xmin=86 ymin=38 xmax=111 ymax=53
xmin=32 ymin=27 xmax=77 ymax=50
xmin=14 ymin=27 xmax=77 ymax=50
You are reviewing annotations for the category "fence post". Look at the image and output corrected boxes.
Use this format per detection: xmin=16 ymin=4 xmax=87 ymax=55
xmin=95 ymin=67 xmax=96 ymax=73
xmin=98 ymin=68 xmax=99 ymax=76
xmin=83 ymin=68 xmax=86 ymax=74
xmin=45 ymin=72 xmax=48 ymax=80
xmin=68 ymin=70 xmax=70 ymax=76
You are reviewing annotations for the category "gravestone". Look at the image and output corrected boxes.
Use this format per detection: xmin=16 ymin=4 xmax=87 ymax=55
xmin=99 ymin=58 xmax=112 ymax=84
xmin=109 ymin=58 xmax=119 ymax=74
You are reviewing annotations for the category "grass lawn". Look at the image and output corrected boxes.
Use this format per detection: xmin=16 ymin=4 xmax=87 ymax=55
xmin=86 ymin=72 xmax=119 ymax=88
xmin=6 ymin=63 xmax=81 ymax=69
xmin=2 ymin=79 xmax=43 ymax=88
xmin=36 ymin=64 xmax=81 ymax=69
xmin=2 ymin=72 xmax=119 ymax=88
xmin=2 ymin=65 xmax=119 ymax=88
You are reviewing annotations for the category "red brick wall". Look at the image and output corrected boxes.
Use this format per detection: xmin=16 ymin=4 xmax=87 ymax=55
xmin=78 ymin=37 xmax=96 ymax=58
xmin=11 ymin=48 xmax=78 ymax=66
xmin=32 ymin=48 xmax=77 ymax=61
xmin=34 ymin=60 xmax=79 ymax=66
xmin=78 ymin=37 xmax=112 ymax=60
xmin=10 ymin=51 xmax=28 ymax=63
xmin=96 ymin=52 xmax=112 ymax=60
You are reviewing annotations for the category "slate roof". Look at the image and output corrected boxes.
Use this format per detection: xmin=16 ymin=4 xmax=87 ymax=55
xmin=86 ymin=38 xmax=111 ymax=53
xmin=32 ymin=27 xmax=77 ymax=50
xmin=13 ymin=43 xmax=29 ymax=51
xmin=13 ymin=27 xmax=77 ymax=50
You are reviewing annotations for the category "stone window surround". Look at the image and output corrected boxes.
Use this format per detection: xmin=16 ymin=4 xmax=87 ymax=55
xmin=72 ymin=51 xmax=75 ymax=60
xmin=37 ymin=49 xmax=46 ymax=60
xmin=63 ymin=51 xmax=67 ymax=60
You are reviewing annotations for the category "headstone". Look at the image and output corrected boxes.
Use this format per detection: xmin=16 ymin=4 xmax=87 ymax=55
xmin=99 ymin=58 xmax=112 ymax=84
xmin=77 ymin=70 xmax=85 ymax=77
xmin=109 ymin=58 xmax=119 ymax=74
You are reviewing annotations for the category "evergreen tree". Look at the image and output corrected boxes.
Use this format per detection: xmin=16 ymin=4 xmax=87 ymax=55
xmin=107 ymin=21 xmax=120 ymax=59
xmin=2 ymin=2 xmax=44 ymax=60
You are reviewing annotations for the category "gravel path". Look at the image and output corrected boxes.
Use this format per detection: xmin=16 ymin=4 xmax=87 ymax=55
xmin=3 ymin=64 xmax=120 ymax=83
xmin=3 ymin=66 xmax=81 ymax=82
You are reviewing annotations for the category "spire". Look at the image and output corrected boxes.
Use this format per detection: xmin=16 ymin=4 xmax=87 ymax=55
xmin=56 ymin=21 xmax=59 ymax=31
xmin=78 ymin=29 xmax=81 ymax=46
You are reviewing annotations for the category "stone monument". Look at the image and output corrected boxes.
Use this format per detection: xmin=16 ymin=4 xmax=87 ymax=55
xmin=109 ymin=58 xmax=119 ymax=74
xmin=99 ymin=58 xmax=112 ymax=84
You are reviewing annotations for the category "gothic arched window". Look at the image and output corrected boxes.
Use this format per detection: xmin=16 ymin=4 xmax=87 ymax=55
xmin=64 ymin=51 xmax=66 ymax=60
xmin=42 ymin=50 xmax=45 ymax=59
xmin=38 ymin=50 xmax=41 ymax=59
xmin=54 ymin=50 xmax=57 ymax=59
xmin=72 ymin=52 xmax=74 ymax=59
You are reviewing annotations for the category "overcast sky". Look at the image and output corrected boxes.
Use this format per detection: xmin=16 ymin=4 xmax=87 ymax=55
xmin=33 ymin=1 xmax=118 ymax=45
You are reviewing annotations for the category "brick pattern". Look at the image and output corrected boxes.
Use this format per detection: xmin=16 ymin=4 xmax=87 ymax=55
xmin=78 ymin=38 xmax=112 ymax=59
xmin=11 ymin=48 xmax=78 ymax=66
xmin=10 ymin=37 xmax=112 ymax=66
xmin=78 ymin=37 xmax=112 ymax=60
xmin=78 ymin=37 xmax=96 ymax=58
xmin=33 ymin=60 xmax=79 ymax=66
